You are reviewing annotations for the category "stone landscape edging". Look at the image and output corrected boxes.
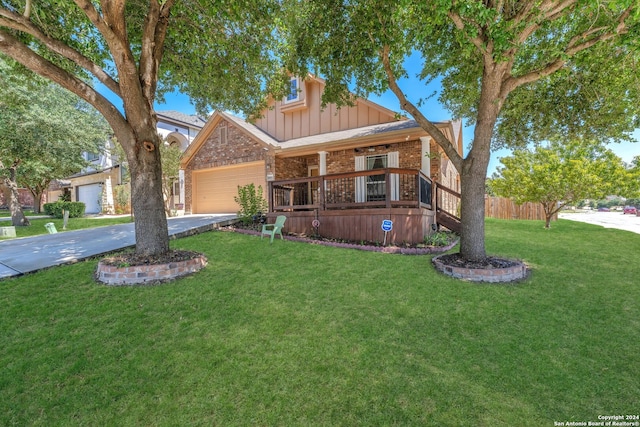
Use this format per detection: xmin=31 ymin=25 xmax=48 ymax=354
xmin=96 ymin=254 xmax=208 ymax=286
xmin=431 ymin=254 xmax=529 ymax=283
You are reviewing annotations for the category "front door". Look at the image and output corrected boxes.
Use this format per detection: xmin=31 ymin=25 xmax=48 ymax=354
xmin=366 ymin=154 xmax=387 ymax=202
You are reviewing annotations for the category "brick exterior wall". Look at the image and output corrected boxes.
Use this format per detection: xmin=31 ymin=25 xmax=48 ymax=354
xmin=275 ymin=155 xmax=315 ymax=180
xmin=276 ymin=139 xmax=426 ymax=178
xmin=183 ymin=120 xmax=276 ymax=213
xmin=264 ymin=138 xmax=454 ymax=196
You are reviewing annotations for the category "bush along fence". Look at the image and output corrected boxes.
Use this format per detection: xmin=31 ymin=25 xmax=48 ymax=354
xmin=43 ymin=201 xmax=86 ymax=218
xmin=485 ymin=197 xmax=556 ymax=222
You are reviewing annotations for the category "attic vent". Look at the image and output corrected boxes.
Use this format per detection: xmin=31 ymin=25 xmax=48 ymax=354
xmin=219 ymin=124 xmax=228 ymax=144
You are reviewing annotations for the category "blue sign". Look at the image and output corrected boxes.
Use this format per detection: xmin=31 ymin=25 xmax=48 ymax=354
xmin=381 ymin=219 xmax=393 ymax=232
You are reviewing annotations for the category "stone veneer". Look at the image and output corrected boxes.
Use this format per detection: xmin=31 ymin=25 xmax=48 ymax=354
xmin=96 ymin=255 xmax=207 ymax=286
xmin=431 ymin=255 xmax=528 ymax=283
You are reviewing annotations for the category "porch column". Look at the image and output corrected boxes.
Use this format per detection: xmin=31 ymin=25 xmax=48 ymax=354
xmin=420 ymin=137 xmax=431 ymax=177
xmin=319 ymin=151 xmax=328 ymax=210
xmin=318 ymin=151 xmax=327 ymax=175
xmin=178 ymin=170 xmax=185 ymax=205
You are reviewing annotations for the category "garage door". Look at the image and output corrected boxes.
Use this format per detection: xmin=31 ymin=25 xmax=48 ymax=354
xmin=77 ymin=183 xmax=102 ymax=214
xmin=193 ymin=161 xmax=265 ymax=213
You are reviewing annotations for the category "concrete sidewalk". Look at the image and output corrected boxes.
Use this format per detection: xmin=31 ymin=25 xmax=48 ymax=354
xmin=0 ymin=214 xmax=236 ymax=279
xmin=558 ymin=211 xmax=640 ymax=235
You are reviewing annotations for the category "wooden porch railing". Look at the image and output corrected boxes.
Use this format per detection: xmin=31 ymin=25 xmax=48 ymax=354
xmin=268 ymin=169 xmax=462 ymax=233
xmin=435 ymin=184 xmax=461 ymax=233
xmin=268 ymin=168 xmax=434 ymax=212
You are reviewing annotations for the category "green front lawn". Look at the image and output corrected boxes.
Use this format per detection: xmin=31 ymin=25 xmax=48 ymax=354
xmin=0 ymin=216 xmax=133 ymax=239
xmin=0 ymin=209 xmax=35 ymax=217
xmin=0 ymin=218 xmax=638 ymax=426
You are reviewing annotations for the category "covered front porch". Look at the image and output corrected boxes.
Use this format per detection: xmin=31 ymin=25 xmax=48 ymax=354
xmin=267 ymin=168 xmax=461 ymax=245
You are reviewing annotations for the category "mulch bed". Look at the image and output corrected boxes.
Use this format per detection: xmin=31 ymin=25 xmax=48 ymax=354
xmin=100 ymin=249 xmax=203 ymax=267
xmin=435 ymin=253 xmax=520 ymax=269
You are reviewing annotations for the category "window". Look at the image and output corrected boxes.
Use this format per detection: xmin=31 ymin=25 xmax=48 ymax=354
xmin=172 ymin=180 xmax=180 ymax=198
xmin=85 ymin=152 xmax=99 ymax=162
xmin=285 ymin=77 xmax=300 ymax=103
xmin=171 ymin=180 xmax=181 ymax=207
xmin=366 ymin=154 xmax=387 ymax=202
xmin=367 ymin=154 xmax=387 ymax=171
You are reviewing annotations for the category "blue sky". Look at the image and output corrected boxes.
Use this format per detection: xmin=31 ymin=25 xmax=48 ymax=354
xmin=152 ymin=83 xmax=639 ymax=177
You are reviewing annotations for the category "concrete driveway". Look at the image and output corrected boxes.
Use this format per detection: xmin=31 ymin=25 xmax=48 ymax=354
xmin=0 ymin=214 xmax=236 ymax=279
xmin=558 ymin=211 xmax=640 ymax=235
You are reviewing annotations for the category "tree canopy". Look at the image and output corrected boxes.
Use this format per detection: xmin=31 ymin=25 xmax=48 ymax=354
xmin=1 ymin=55 xmax=108 ymax=222
xmin=281 ymin=0 xmax=639 ymax=261
xmin=489 ymin=140 xmax=628 ymax=228
xmin=1 ymin=0 xmax=286 ymax=256
xmin=623 ymin=156 xmax=640 ymax=199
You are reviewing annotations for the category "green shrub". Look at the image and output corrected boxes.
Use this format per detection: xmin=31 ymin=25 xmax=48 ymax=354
xmin=113 ymin=184 xmax=131 ymax=214
xmin=424 ymin=231 xmax=456 ymax=247
xmin=234 ymin=183 xmax=268 ymax=225
xmin=43 ymin=201 xmax=86 ymax=218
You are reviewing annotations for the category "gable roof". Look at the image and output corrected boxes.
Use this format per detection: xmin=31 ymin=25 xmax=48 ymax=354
xmin=180 ymin=110 xmax=278 ymax=168
xmin=156 ymin=110 xmax=206 ymax=129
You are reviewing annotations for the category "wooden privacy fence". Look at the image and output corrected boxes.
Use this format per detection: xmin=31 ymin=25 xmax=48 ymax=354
xmin=485 ymin=197 xmax=556 ymax=221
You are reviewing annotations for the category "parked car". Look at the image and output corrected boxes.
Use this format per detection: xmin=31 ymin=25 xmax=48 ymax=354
xmin=598 ymin=207 xmax=610 ymax=212
xmin=623 ymin=206 xmax=637 ymax=215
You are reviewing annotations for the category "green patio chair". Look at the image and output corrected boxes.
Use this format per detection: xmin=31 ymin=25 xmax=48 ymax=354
xmin=261 ymin=215 xmax=287 ymax=243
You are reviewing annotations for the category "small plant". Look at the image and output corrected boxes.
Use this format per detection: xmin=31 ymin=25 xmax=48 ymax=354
xmin=234 ymin=184 xmax=268 ymax=225
xmin=113 ymin=185 xmax=131 ymax=214
xmin=424 ymin=231 xmax=455 ymax=247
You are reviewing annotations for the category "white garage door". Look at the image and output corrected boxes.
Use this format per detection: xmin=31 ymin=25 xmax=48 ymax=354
xmin=193 ymin=161 xmax=266 ymax=214
xmin=77 ymin=183 xmax=102 ymax=214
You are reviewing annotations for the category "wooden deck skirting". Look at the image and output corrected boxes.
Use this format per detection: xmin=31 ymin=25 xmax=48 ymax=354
xmin=267 ymin=208 xmax=436 ymax=245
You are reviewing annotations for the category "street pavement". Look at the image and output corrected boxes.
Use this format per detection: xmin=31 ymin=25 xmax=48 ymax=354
xmin=0 ymin=214 xmax=236 ymax=279
xmin=558 ymin=211 xmax=640 ymax=235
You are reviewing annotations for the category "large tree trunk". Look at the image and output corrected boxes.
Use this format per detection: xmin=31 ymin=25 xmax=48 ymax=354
xmin=4 ymin=164 xmax=30 ymax=226
xmin=457 ymin=71 xmax=502 ymax=262
xmin=458 ymin=142 xmax=491 ymax=262
xmin=114 ymin=124 xmax=169 ymax=257
xmin=129 ymin=150 xmax=169 ymax=256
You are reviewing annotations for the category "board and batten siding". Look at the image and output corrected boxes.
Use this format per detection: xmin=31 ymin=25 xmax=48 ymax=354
xmin=253 ymin=78 xmax=398 ymax=142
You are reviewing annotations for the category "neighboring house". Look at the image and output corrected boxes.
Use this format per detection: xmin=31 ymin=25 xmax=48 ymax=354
xmin=48 ymin=110 xmax=205 ymax=214
xmin=156 ymin=110 xmax=206 ymax=151
xmin=180 ymin=75 xmax=463 ymax=244
xmin=0 ymin=187 xmax=36 ymax=209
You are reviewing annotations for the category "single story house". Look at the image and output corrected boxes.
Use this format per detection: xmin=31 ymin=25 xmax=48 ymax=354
xmin=180 ymin=75 xmax=463 ymax=244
